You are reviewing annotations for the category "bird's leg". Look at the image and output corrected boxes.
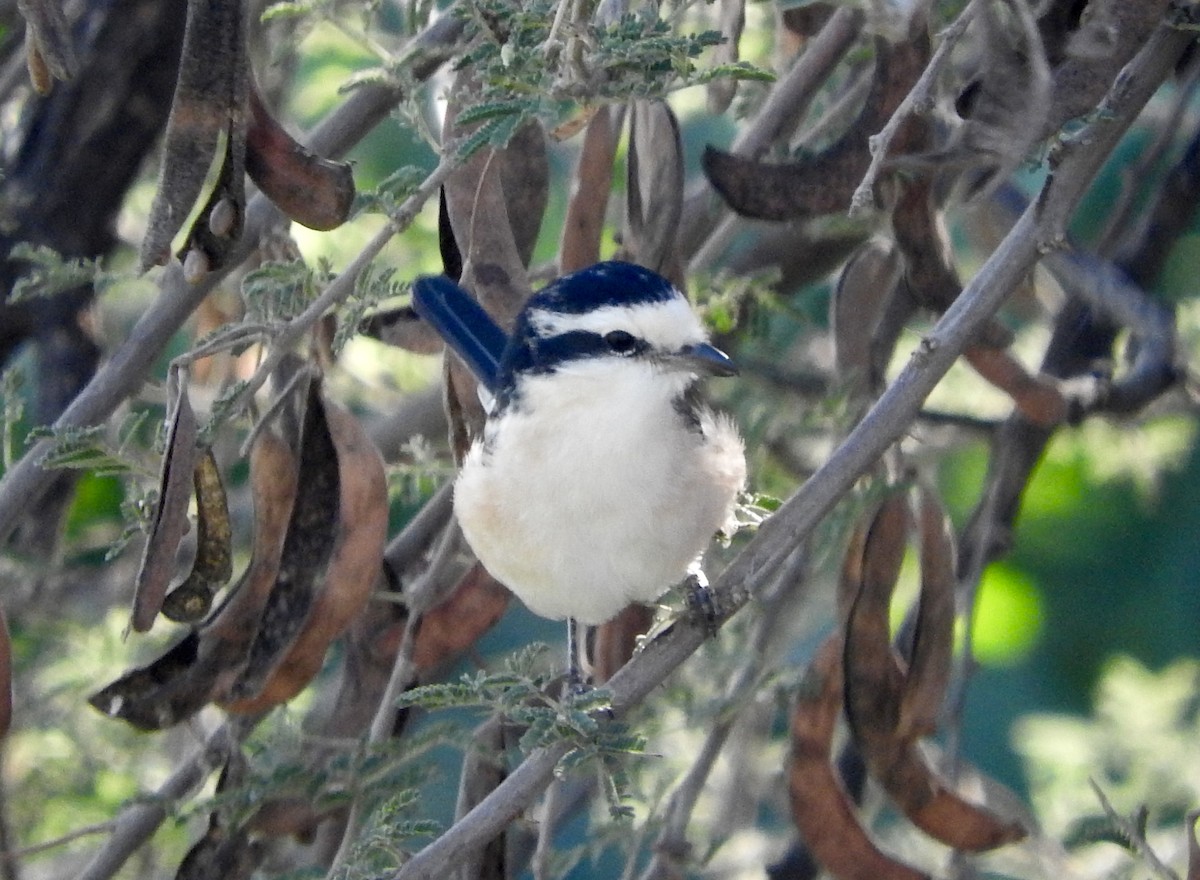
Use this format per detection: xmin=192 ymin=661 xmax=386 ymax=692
xmin=684 ymin=569 xmax=721 ymax=635
xmin=566 ymin=616 xmax=590 ymax=693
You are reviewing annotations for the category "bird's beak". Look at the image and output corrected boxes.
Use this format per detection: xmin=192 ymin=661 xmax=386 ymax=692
xmin=677 ymin=342 xmax=738 ymax=377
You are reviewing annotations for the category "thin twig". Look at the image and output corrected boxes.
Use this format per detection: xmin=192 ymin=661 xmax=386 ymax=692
xmin=77 ymin=721 xmax=249 ymax=880
xmin=849 ymin=0 xmax=978 ymax=214
xmin=2 ymin=820 xmax=116 ymax=861
xmin=391 ymin=20 xmax=1192 ymax=879
xmin=324 ymin=515 xmax=467 ymax=878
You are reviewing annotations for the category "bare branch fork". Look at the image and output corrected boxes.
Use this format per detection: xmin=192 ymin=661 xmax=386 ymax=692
xmin=391 ymin=19 xmax=1196 ymax=880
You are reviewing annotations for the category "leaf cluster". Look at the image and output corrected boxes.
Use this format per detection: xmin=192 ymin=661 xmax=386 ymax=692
xmin=242 ymin=259 xmax=334 ymax=325
xmin=7 ymin=242 xmax=110 ymax=303
xmin=397 ymin=645 xmax=646 ymax=813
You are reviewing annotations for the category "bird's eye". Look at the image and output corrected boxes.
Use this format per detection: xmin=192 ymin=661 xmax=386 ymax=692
xmin=603 ymin=330 xmax=638 ymax=354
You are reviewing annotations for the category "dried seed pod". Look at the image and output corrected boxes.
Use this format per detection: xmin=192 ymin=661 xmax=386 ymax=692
xmin=560 ymin=106 xmax=621 ymax=273
xmin=842 ymin=492 xmax=1028 ymax=852
xmin=896 ymin=488 xmax=957 ymax=738
xmin=789 ymin=636 xmax=930 ymax=880
xmin=245 ymin=83 xmax=354 ymax=231
xmin=703 ymin=29 xmax=928 ymax=220
xmin=90 ymin=427 xmax=301 ymax=730
xmin=223 ymin=400 xmax=387 ymax=713
xmin=140 ymin=0 xmax=247 ymax=270
xmin=163 ymin=449 xmax=233 ymax=623
xmin=220 ymin=384 xmax=340 ymax=704
xmin=412 ymin=563 xmax=511 ymax=670
xmin=625 ymin=100 xmax=684 ymax=283
xmin=131 ymin=384 xmax=198 ymax=633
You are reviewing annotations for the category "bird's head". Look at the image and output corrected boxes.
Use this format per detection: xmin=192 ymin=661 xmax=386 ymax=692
xmin=497 ymin=262 xmax=736 ymax=405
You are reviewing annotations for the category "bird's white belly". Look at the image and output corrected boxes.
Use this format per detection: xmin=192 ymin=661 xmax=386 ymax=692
xmin=453 ymin=371 xmax=744 ymax=624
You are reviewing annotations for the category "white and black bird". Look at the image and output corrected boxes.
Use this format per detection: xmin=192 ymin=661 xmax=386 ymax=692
xmin=413 ymin=261 xmax=746 ymax=665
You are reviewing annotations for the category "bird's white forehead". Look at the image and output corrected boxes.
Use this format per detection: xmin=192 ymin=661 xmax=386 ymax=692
xmin=528 ymin=296 xmax=708 ymax=349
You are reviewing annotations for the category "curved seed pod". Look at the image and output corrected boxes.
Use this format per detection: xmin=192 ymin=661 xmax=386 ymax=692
xmin=221 ymin=384 xmax=340 ymax=704
xmin=560 ymin=106 xmax=621 ymax=273
xmin=89 ymin=429 xmax=300 ymax=730
xmin=625 ymin=100 xmax=684 ymax=282
xmin=175 ymin=757 xmax=263 ymax=880
xmin=706 ymin=0 xmax=745 ymax=114
xmin=163 ymin=448 xmax=234 ymax=623
xmin=222 ymin=401 xmax=387 ymax=713
xmin=140 ymin=0 xmax=246 ymax=270
xmin=843 ymin=493 xmax=1027 ymax=851
xmin=245 ymin=83 xmax=354 ymax=231
xmin=702 ymin=29 xmax=928 ymax=221
xmin=131 ymin=385 xmax=198 ymax=633
xmin=896 ymin=487 xmax=957 ymax=738
xmin=789 ymin=635 xmax=930 ymax=880
xmin=832 ymin=241 xmax=902 ymax=398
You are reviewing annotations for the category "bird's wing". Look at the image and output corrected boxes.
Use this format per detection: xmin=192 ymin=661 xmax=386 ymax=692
xmin=411 ymin=275 xmax=508 ymax=394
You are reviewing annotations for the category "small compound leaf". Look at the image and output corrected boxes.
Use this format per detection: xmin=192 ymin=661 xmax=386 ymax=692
xmin=246 ymin=80 xmax=355 ymax=231
xmin=222 ymin=401 xmax=387 ymax=713
xmin=132 ymin=384 xmax=198 ymax=633
xmin=221 ymin=383 xmax=340 ymax=706
xmin=789 ymin=636 xmax=930 ymax=880
xmin=163 ymin=448 xmax=233 ymax=623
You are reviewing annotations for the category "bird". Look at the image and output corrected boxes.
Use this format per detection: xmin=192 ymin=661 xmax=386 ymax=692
xmin=412 ymin=260 xmax=746 ymax=675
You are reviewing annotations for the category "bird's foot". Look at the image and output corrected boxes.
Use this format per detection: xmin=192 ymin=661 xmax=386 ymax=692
xmin=683 ymin=571 xmax=722 ymax=636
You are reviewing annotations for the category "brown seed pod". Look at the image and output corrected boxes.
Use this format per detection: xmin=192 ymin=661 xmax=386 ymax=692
xmin=842 ymin=491 xmax=1027 ymax=852
xmin=163 ymin=448 xmax=234 ymax=623
xmin=89 ymin=429 xmax=300 ymax=730
xmin=222 ymin=400 xmax=387 ymax=713
xmin=789 ymin=635 xmax=931 ymax=880
xmin=131 ymin=384 xmax=198 ymax=633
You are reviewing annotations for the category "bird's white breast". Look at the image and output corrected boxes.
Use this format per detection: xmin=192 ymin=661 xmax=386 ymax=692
xmin=454 ymin=361 xmax=745 ymax=625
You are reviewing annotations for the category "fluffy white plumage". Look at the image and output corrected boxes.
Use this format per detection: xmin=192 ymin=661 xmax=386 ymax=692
xmin=454 ymin=289 xmax=746 ymax=625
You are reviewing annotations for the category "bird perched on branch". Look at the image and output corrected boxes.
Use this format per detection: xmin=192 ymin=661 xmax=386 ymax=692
xmin=413 ymin=261 xmax=745 ymax=673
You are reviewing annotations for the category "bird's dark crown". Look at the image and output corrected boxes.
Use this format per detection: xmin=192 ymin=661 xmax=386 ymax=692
xmin=523 ymin=261 xmax=679 ymax=316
